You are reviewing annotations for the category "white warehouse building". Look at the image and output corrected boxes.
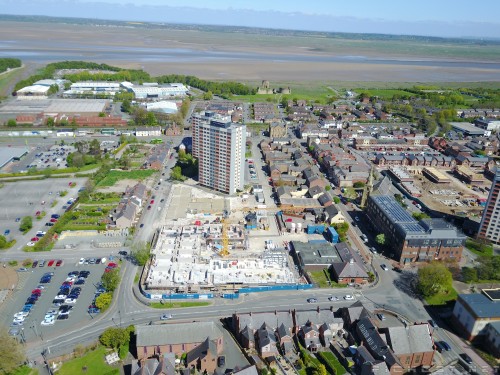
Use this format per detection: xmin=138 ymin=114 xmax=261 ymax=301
xmin=129 ymin=83 xmax=189 ymax=99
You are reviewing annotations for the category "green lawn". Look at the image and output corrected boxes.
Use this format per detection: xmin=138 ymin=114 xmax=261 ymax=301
xmin=465 ymin=238 xmax=493 ymax=257
xmin=96 ymin=170 xmax=155 ymax=187
xmin=357 ymin=88 xmax=416 ymax=100
xmin=308 ymin=269 xmax=331 ymax=288
xmin=57 ymin=346 xmax=119 ymax=375
xmin=149 ymin=301 xmax=211 ymax=309
xmin=8 ymin=366 xmax=38 ymax=375
xmin=424 ymin=287 xmax=458 ymax=306
xmin=317 ymin=351 xmax=347 ymax=375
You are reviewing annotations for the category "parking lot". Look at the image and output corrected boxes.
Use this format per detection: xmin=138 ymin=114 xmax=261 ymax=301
xmin=0 ymin=178 xmax=85 ymax=249
xmin=3 ymin=259 xmax=109 ymax=341
xmin=9 ymin=144 xmax=75 ymax=173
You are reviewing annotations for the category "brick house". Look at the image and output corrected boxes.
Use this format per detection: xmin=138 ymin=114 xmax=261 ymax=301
xmin=136 ymin=322 xmax=223 ymax=360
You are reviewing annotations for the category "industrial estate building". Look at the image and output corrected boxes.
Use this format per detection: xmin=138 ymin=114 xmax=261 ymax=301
xmin=478 ymin=169 xmax=500 ymax=244
xmin=192 ymin=111 xmax=246 ymax=195
xmin=366 ymin=195 xmax=466 ymax=264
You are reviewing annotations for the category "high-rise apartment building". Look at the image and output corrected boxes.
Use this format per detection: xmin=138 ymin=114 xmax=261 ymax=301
xmin=192 ymin=111 xmax=246 ymax=195
xmin=478 ymin=169 xmax=500 ymax=244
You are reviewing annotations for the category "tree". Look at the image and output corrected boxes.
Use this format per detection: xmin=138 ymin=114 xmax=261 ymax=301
xmin=89 ymin=139 xmax=101 ymax=156
xmin=375 ymin=233 xmax=386 ymax=246
xmin=333 ymin=196 xmax=340 ymax=204
xmin=146 ymin=112 xmax=157 ymax=126
xmin=121 ymin=98 xmax=131 ymax=113
xmin=313 ymin=364 xmax=327 ymax=375
xmin=462 ymin=267 xmax=478 ymax=283
xmin=99 ymin=327 xmax=129 ymax=349
xmin=67 ymin=152 xmax=84 ymax=168
xmin=19 ymin=216 xmax=33 ymax=233
xmin=46 ymin=117 xmax=55 ymax=127
xmin=203 ymin=91 xmax=213 ymax=100
xmin=131 ymin=241 xmax=151 ymax=266
xmin=417 ymin=262 xmax=453 ymax=297
xmin=353 ymin=181 xmax=365 ymax=189
xmin=170 ymin=166 xmax=185 ymax=181
xmin=325 ymin=185 xmax=331 ymax=191
xmin=0 ymin=328 xmax=25 ymax=373
xmin=6 ymin=119 xmax=16 ymax=127
xmin=101 ymin=268 xmax=120 ymax=292
xmin=95 ymin=292 xmax=113 ymax=311
xmin=0 ymin=235 xmax=7 ymax=249
xmin=412 ymin=212 xmax=430 ymax=221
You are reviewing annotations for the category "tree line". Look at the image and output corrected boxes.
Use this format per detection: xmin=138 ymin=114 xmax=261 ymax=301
xmin=0 ymin=58 xmax=21 ymax=73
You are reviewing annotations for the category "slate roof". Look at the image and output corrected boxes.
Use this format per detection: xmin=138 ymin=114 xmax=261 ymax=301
xmin=186 ymin=337 xmax=217 ymax=364
xmin=387 ymin=325 xmax=434 ymax=355
xmin=331 ymin=261 xmax=369 ymax=279
xmin=257 ymin=324 xmax=276 ymax=347
xmin=136 ymin=322 xmax=222 ymax=347
xmin=318 ymin=193 xmax=332 ymax=206
xmin=357 ymin=318 xmax=401 ymax=368
xmin=458 ymin=294 xmax=500 ymax=318
xmin=324 ymin=205 xmax=340 ymax=218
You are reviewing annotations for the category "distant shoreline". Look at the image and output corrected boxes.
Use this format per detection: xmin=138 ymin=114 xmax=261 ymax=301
xmin=1 ymin=20 xmax=499 ymax=83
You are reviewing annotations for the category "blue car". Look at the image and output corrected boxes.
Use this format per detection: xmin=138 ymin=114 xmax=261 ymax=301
xmin=4 ymin=229 xmax=10 ymax=236
xmin=88 ymin=308 xmax=100 ymax=314
xmin=23 ymin=304 xmax=34 ymax=312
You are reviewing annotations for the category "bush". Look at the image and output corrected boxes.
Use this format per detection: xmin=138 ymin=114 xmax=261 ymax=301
xmin=19 ymin=216 xmax=33 ymax=233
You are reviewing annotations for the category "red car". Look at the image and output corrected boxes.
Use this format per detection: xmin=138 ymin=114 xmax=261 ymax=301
xmin=47 ymin=260 xmax=55 ymax=267
xmin=56 ymin=260 xmax=63 ymax=267
xmin=30 ymin=237 xmax=40 ymax=242
xmin=150 ymin=200 xmax=154 ymax=204
xmin=31 ymin=289 xmax=42 ymax=296
xmin=50 ymin=218 xmax=58 ymax=223
xmin=35 ymin=211 xmax=41 ymax=216
xmin=107 ymin=262 xmax=118 ymax=268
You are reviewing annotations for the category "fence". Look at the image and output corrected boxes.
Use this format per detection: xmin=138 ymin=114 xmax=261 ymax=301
xmin=141 ymin=284 xmax=313 ymax=300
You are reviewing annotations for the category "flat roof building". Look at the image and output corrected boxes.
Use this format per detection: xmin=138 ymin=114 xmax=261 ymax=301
xmin=366 ymin=195 xmax=466 ymax=264
xmin=192 ymin=111 xmax=246 ymax=195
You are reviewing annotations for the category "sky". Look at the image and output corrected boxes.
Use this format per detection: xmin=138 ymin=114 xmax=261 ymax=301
xmin=3 ymin=0 xmax=500 ymax=38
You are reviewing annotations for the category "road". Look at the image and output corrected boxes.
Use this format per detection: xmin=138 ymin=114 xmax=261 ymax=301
xmin=2 ymin=133 xmax=492 ymax=374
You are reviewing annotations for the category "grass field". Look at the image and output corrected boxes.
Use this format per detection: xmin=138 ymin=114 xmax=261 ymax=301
xmin=96 ymin=170 xmax=155 ymax=187
xmin=57 ymin=346 xmax=119 ymax=375
xmin=465 ymin=238 xmax=494 ymax=257
xmin=424 ymin=287 xmax=458 ymax=306
xmin=149 ymin=301 xmax=211 ymax=309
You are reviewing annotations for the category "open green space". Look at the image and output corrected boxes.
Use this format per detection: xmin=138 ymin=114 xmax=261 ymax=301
xmin=57 ymin=346 xmax=119 ymax=375
xmin=96 ymin=170 xmax=155 ymax=187
xmin=149 ymin=301 xmax=211 ymax=309
xmin=424 ymin=287 xmax=458 ymax=306
xmin=465 ymin=238 xmax=494 ymax=257
xmin=308 ymin=269 xmax=331 ymax=288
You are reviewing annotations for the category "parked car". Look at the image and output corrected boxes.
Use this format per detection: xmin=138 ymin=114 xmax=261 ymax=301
xmin=380 ymin=264 xmax=389 ymax=271
xmin=377 ymin=313 xmax=386 ymax=321
xmin=428 ymin=319 xmax=438 ymax=328
xmin=4 ymin=229 xmax=10 ymax=236
xmin=56 ymin=260 xmax=63 ymax=266
xmin=459 ymin=353 xmax=473 ymax=365
xmin=440 ymin=341 xmax=451 ymax=351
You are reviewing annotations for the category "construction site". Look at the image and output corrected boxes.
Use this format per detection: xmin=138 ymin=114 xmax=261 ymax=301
xmin=388 ymin=166 xmax=489 ymax=218
xmin=142 ymin=184 xmax=307 ymax=293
